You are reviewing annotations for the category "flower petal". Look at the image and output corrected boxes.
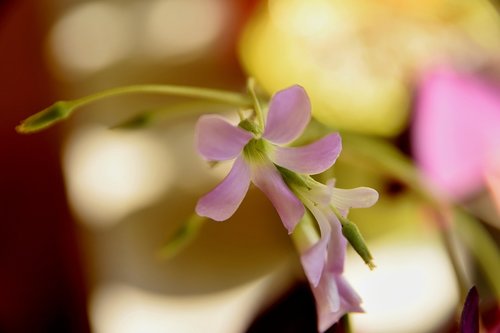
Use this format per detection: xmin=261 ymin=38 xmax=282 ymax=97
xmin=324 ymin=212 xmax=346 ymax=274
xmin=196 ymin=115 xmax=253 ymax=161
xmin=251 ymin=161 xmax=305 ymax=233
xmin=272 ymin=133 xmax=342 ymax=174
xmin=336 ymin=275 xmax=363 ymax=312
xmin=330 ymin=185 xmax=379 ymax=211
xmin=196 ymin=156 xmax=250 ymax=221
xmin=263 ymin=85 xmax=311 ymax=145
xmin=312 ymin=273 xmax=342 ymax=333
xmin=314 ymin=274 xmax=363 ymax=333
xmin=300 ymin=210 xmax=331 ymax=287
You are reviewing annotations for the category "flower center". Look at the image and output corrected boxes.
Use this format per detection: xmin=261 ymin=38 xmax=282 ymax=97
xmin=243 ymin=138 xmax=270 ymax=164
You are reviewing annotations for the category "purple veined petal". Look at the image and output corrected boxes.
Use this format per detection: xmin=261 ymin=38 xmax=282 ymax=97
xmin=324 ymin=211 xmax=347 ymax=274
xmin=314 ymin=274 xmax=363 ymax=333
xmin=272 ymin=133 xmax=342 ymax=174
xmin=312 ymin=272 xmax=343 ymax=333
xmin=250 ymin=161 xmax=305 ymax=233
xmin=306 ymin=181 xmax=332 ymax=207
xmin=300 ymin=212 xmax=331 ymax=287
xmin=331 ymin=187 xmax=379 ymax=211
xmin=335 ymin=275 xmax=363 ymax=313
xmin=196 ymin=115 xmax=253 ymax=161
xmin=263 ymin=85 xmax=311 ymax=145
xmin=196 ymin=156 xmax=251 ymax=221
xmin=301 ymin=205 xmax=333 ymax=287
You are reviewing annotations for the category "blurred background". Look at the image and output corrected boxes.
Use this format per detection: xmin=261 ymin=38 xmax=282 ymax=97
xmin=1 ymin=0 xmax=499 ymax=332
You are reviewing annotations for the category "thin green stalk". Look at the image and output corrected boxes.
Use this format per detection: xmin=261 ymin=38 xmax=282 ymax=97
xmin=341 ymin=314 xmax=352 ymax=333
xmin=455 ymin=209 xmax=500 ymax=298
xmin=71 ymin=84 xmax=251 ymax=109
xmin=247 ymin=78 xmax=265 ymax=131
xmin=17 ymin=84 xmax=251 ymax=133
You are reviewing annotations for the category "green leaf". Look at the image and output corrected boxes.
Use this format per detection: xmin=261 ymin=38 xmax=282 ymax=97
xmin=157 ymin=213 xmax=206 ymax=259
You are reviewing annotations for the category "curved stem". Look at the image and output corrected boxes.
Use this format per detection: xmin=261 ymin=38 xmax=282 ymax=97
xmin=247 ymin=78 xmax=265 ymax=131
xmin=71 ymin=84 xmax=251 ymax=109
xmin=17 ymin=84 xmax=252 ymax=133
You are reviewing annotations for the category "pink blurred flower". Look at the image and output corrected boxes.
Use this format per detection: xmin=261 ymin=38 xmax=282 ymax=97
xmin=412 ymin=67 xmax=500 ymax=205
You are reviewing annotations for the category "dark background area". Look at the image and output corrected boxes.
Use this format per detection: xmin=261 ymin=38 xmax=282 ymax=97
xmin=0 ymin=1 xmax=89 ymax=332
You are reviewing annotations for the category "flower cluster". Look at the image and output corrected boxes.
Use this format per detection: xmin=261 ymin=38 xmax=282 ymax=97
xmin=195 ymin=85 xmax=378 ymax=332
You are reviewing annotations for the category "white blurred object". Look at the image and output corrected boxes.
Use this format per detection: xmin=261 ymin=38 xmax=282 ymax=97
xmin=63 ymin=126 xmax=175 ymax=227
xmin=47 ymin=1 xmax=131 ymax=78
xmin=140 ymin=0 xmax=227 ymax=61
xmin=346 ymin=240 xmax=459 ymax=333
xmin=89 ymin=262 xmax=294 ymax=333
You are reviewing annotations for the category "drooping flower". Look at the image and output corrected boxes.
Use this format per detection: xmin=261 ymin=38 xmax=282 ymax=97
xmin=196 ymin=84 xmax=378 ymax=332
xmin=289 ymin=176 xmax=378 ymax=332
xmin=195 ymin=85 xmax=341 ymax=233
xmin=412 ymin=67 xmax=500 ymax=203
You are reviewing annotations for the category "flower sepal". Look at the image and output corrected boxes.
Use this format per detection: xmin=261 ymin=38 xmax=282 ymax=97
xmin=333 ymin=206 xmax=375 ymax=270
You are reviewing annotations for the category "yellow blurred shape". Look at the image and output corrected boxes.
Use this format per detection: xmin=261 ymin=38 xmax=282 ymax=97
xmin=47 ymin=1 xmax=131 ymax=79
xmin=63 ymin=126 xmax=174 ymax=227
xmin=239 ymin=0 xmax=500 ymax=136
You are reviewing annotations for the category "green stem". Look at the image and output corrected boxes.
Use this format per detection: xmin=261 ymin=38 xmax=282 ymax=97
xmin=341 ymin=314 xmax=352 ymax=333
xmin=71 ymin=84 xmax=251 ymax=109
xmin=247 ymin=78 xmax=265 ymax=131
xmin=455 ymin=209 xmax=500 ymax=298
xmin=157 ymin=213 xmax=206 ymax=259
xmin=17 ymin=84 xmax=251 ymax=133
xmin=341 ymin=133 xmax=500 ymax=300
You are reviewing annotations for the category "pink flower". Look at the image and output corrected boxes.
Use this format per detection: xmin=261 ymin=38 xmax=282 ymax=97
xmin=412 ymin=67 xmax=500 ymax=203
xmin=195 ymin=85 xmax=341 ymax=233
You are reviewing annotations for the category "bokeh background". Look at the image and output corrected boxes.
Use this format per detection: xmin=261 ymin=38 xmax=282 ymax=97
xmin=1 ymin=1 xmax=499 ymax=332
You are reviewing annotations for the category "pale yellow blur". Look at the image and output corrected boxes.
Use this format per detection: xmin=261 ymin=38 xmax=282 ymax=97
xmin=89 ymin=263 xmax=294 ymax=333
xmin=47 ymin=1 xmax=131 ymax=79
xmin=239 ymin=0 xmax=500 ymax=136
xmin=63 ymin=126 xmax=175 ymax=227
xmin=346 ymin=239 xmax=459 ymax=333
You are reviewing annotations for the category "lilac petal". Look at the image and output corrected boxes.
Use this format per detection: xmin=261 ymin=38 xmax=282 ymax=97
xmin=314 ymin=274 xmax=363 ymax=333
xmin=263 ymin=85 xmax=311 ymax=145
xmin=196 ymin=115 xmax=253 ymax=161
xmin=251 ymin=161 xmax=305 ymax=233
xmin=272 ymin=133 xmax=342 ymax=174
xmin=312 ymin=272 xmax=342 ymax=333
xmin=325 ymin=212 xmax=347 ymax=274
xmin=331 ymin=187 xmax=379 ymax=211
xmin=196 ymin=156 xmax=251 ymax=221
xmin=336 ymin=275 xmax=363 ymax=312
xmin=300 ymin=212 xmax=331 ymax=287
xmin=460 ymin=286 xmax=479 ymax=333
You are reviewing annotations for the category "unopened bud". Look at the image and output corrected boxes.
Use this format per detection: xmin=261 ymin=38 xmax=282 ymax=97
xmin=16 ymin=101 xmax=73 ymax=134
xmin=341 ymin=220 xmax=375 ymax=270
